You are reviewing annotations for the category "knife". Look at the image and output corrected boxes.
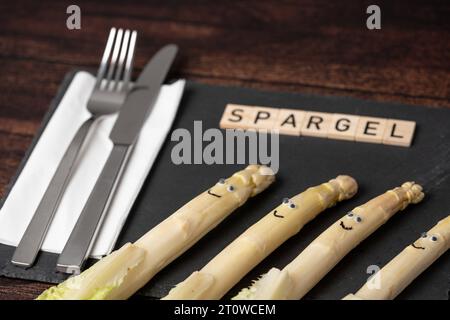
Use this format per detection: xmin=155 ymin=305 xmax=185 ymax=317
xmin=56 ymin=45 xmax=178 ymax=274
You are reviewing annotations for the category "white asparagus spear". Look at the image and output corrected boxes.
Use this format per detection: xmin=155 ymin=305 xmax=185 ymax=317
xmin=37 ymin=165 xmax=275 ymax=300
xmin=234 ymin=182 xmax=424 ymax=300
xmin=162 ymin=175 xmax=358 ymax=300
xmin=343 ymin=215 xmax=450 ymax=300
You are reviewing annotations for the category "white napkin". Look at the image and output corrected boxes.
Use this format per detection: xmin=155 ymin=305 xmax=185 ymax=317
xmin=0 ymin=71 xmax=185 ymax=258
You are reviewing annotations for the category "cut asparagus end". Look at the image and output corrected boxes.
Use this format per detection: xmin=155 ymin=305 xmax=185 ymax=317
xmin=37 ymin=243 xmax=146 ymax=300
xmin=162 ymin=271 xmax=215 ymax=300
xmin=232 ymin=268 xmax=292 ymax=300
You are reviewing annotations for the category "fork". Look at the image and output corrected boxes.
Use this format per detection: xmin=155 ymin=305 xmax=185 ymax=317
xmin=11 ymin=27 xmax=138 ymax=268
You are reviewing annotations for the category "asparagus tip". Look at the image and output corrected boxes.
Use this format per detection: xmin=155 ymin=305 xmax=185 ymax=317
xmin=332 ymin=175 xmax=358 ymax=201
xmin=244 ymin=165 xmax=276 ymax=197
xmin=401 ymin=182 xmax=424 ymax=204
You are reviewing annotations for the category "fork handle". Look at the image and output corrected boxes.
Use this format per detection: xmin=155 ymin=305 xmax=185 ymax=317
xmin=11 ymin=117 xmax=95 ymax=268
xmin=56 ymin=143 xmax=132 ymax=274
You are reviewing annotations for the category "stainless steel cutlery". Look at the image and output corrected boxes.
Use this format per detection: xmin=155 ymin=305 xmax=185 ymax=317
xmin=11 ymin=27 xmax=137 ymax=268
xmin=56 ymin=44 xmax=178 ymax=274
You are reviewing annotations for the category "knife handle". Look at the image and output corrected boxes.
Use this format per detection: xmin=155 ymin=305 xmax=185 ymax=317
xmin=11 ymin=117 xmax=95 ymax=268
xmin=56 ymin=144 xmax=131 ymax=274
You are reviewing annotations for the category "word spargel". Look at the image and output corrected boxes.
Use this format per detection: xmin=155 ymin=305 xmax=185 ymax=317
xmin=220 ymin=104 xmax=416 ymax=147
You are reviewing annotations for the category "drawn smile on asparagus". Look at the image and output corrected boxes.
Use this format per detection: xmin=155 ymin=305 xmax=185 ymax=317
xmin=207 ymin=190 xmax=222 ymax=198
xmin=273 ymin=210 xmax=284 ymax=218
xmin=410 ymin=233 xmax=438 ymax=250
xmin=411 ymin=243 xmax=425 ymax=250
xmin=340 ymin=221 xmax=353 ymax=231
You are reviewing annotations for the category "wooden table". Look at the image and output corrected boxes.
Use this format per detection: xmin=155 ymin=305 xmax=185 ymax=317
xmin=0 ymin=0 xmax=449 ymax=300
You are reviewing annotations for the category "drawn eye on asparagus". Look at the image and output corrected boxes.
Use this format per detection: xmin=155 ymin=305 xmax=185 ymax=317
xmin=162 ymin=175 xmax=358 ymax=300
xmin=233 ymin=182 xmax=424 ymax=300
xmin=343 ymin=215 xmax=450 ymax=300
xmin=37 ymin=165 xmax=275 ymax=300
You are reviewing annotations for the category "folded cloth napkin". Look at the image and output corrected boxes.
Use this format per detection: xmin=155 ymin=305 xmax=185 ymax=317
xmin=0 ymin=71 xmax=185 ymax=258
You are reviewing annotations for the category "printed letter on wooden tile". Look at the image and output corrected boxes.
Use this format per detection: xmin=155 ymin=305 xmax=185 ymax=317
xmin=220 ymin=104 xmax=255 ymax=129
xmin=382 ymin=119 xmax=416 ymax=147
xmin=252 ymin=106 xmax=279 ymax=131
xmin=301 ymin=111 xmax=332 ymax=137
xmin=327 ymin=114 xmax=360 ymax=141
xmin=355 ymin=116 xmax=387 ymax=144
xmin=273 ymin=109 xmax=305 ymax=136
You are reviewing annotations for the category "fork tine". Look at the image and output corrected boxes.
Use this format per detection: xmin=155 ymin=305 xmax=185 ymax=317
xmin=111 ymin=29 xmax=131 ymax=92
xmin=121 ymin=30 xmax=137 ymax=92
xmin=95 ymin=28 xmax=116 ymax=89
xmin=105 ymin=28 xmax=124 ymax=90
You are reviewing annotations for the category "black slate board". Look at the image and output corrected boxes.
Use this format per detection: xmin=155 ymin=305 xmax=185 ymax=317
xmin=1 ymin=71 xmax=449 ymax=300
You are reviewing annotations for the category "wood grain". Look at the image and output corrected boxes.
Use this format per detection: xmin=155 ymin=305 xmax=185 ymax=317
xmin=0 ymin=0 xmax=449 ymax=299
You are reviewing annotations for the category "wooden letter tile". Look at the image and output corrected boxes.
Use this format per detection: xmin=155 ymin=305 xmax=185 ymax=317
xmin=251 ymin=106 xmax=279 ymax=131
xmin=301 ymin=111 xmax=333 ymax=138
xmin=327 ymin=114 xmax=360 ymax=141
xmin=273 ymin=109 xmax=306 ymax=136
xmin=355 ymin=116 xmax=387 ymax=144
xmin=219 ymin=104 xmax=256 ymax=130
xmin=382 ymin=119 xmax=416 ymax=147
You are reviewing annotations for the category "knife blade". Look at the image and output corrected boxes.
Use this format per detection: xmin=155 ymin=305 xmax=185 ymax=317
xmin=56 ymin=45 xmax=178 ymax=274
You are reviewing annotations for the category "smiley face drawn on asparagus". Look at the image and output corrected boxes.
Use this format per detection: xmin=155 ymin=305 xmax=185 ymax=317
xmin=196 ymin=165 xmax=276 ymax=213
xmin=324 ymin=185 xmax=421 ymax=253
xmin=327 ymin=182 xmax=424 ymax=250
xmin=205 ymin=177 xmax=241 ymax=199
xmin=273 ymin=198 xmax=297 ymax=218
xmin=207 ymin=178 xmax=235 ymax=198
xmin=339 ymin=212 xmax=363 ymax=230
xmin=410 ymin=232 xmax=439 ymax=250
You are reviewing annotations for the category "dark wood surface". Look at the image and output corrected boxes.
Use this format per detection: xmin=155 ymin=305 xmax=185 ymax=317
xmin=0 ymin=0 xmax=449 ymax=300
